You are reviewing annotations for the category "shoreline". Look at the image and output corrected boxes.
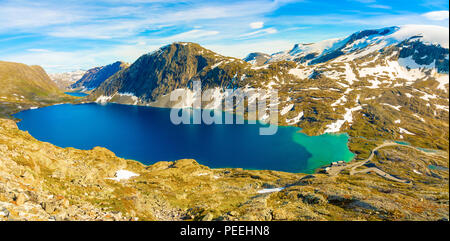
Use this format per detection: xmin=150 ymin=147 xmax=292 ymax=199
xmin=12 ymin=101 xmax=355 ymax=175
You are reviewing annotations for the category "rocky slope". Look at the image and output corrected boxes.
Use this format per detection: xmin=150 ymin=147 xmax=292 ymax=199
xmin=0 ymin=118 xmax=448 ymax=221
xmin=90 ymin=43 xmax=250 ymax=105
xmin=49 ymin=70 xmax=86 ymax=90
xmin=0 ymin=61 xmax=77 ymax=117
xmin=71 ymin=61 xmax=128 ymax=90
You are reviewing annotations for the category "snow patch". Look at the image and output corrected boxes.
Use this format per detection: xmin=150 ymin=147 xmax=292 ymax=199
xmin=382 ymin=103 xmax=402 ymax=111
xmin=331 ymin=95 xmax=347 ymax=107
xmin=344 ymin=63 xmax=357 ymax=85
xmin=286 ymin=111 xmax=303 ymax=125
xmin=324 ymin=105 xmax=362 ymax=133
xmin=211 ymin=61 xmax=224 ymax=69
xmin=390 ymin=25 xmax=449 ymax=48
xmin=118 ymin=92 xmax=139 ymax=105
xmin=107 ymin=170 xmax=139 ymax=181
xmin=435 ymin=104 xmax=449 ymax=112
xmin=399 ymin=127 xmax=415 ymax=135
xmin=398 ymin=56 xmax=435 ymax=69
xmin=413 ymin=114 xmax=425 ymax=122
xmin=196 ymin=173 xmax=209 ymax=176
xmin=257 ymin=187 xmax=285 ymax=194
xmin=96 ymin=95 xmax=112 ymax=104
xmin=288 ymin=68 xmax=312 ymax=79
xmin=435 ymin=75 xmax=449 ymax=91
xmin=280 ymin=104 xmax=294 ymax=116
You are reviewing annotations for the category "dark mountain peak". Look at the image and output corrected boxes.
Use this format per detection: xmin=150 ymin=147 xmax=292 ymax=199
xmin=91 ymin=42 xmax=250 ymax=102
xmin=150 ymin=42 xmax=215 ymax=56
xmin=396 ymin=38 xmax=449 ymax=73
xmin=347 ymin=26 xmax=398 ymax=43
xmin=71 ymin=61 xmax=127 ymax=90
xmin=111 ymin=60 xmax=128 ymax=67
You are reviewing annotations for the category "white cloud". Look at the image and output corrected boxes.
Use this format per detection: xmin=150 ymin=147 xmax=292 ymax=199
xmin=3 ymin=43 xmax=161 ymax=73
xmin=270 ymin=12 xmax=449 ymax=28
xmin=352 ymin=0 xmax=376 ymax=3
xmin=2 ymin=0 xmax=447 ymax=73
xmin=250 ymin=21 xmax=264 ymax=29
xmin=27 ymin=49 xmax=50 ymax=52
xmin=0 ymin=0 xmax=291 ymax=41
xmin=368 ymin=4 xmax=391 ymax=9
xmin=0 ymin=6 xmax=85 ymax=31
xmin=47 ymin=21 xmax=144 ymax=39
xmin=239 ymin=28 xmax=278 ymax=38
xmin=5 ymin=39 xmax=296 ymax=73
xmin=422 ymin=11 xmax=449 ymax=21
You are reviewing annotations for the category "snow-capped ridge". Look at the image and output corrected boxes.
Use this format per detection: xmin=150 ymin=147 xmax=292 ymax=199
xmin=390 ymin=25 xmax=449 ymax=49
xmin=266 ymin=25 xmax=449 ymax=65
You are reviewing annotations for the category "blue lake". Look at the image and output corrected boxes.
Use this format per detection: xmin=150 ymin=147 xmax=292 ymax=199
xmin=14 ymin=103 xmax=355 ymax=173
xmin=65 ymin=92 xmax=89 ymax=97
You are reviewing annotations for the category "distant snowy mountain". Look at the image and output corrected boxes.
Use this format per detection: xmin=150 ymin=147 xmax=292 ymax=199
xmin=49 ymin=70 xmax=86 ymax=90
xmin=264 ymin=25 xmax=449 ymax=70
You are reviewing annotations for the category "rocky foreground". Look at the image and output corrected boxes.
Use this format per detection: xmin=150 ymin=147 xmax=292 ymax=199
xmin=0 ymin=118 xmax=448 ymax=221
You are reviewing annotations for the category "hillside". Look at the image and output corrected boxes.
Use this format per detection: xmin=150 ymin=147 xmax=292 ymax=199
xmin=71 ymin=61 xmax=128 ymax=90
xmin=0 ymin=61 xmax=77 ymax=117
xmin=0 ymin=118 xmax=448 ymax=220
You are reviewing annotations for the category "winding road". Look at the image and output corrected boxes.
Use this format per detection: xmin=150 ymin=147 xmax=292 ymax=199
xmin=327 ymin=141 xmax=446 ymax=183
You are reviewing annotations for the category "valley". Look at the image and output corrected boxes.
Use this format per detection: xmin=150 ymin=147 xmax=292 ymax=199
xmin=0 ymin=25 xmax=448 ymax=221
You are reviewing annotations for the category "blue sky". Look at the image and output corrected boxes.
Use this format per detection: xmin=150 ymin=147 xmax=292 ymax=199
xmin=0 ymin=0 xmax=448 ymax=73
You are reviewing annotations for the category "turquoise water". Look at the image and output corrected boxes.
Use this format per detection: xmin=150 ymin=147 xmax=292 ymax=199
xmin=14 ymin=103 xmax=354 ymax=173
xmin=65 ymin=92 xmax=89 ymax=97
xmin=417 ymin=147 xmax=437 ymax=153
xmin=428 ymin=165 xmax=449 ymax=171
xmin=395 ymin=141 xmax=410 ymax=145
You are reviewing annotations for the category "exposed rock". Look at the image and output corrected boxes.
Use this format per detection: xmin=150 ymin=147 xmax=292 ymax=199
xmin=201 ymin=212 xmax=214 ymax=221
xmin=14 ymin=193 xmax=27 ymax=206
xmin=299 ymin=193 xmax=326 ymax=205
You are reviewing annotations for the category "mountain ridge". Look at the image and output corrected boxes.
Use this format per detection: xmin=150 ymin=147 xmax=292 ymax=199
xmin=88 ymin=26 xmax=449 ymax=157
xmin=71 ymin=61 xmax=129 ymax=90
xmin=0 ymin=60 xmax=77 ymax=116
xmin=91 ymin=42 xmax=250 ymax=104
xmin=266 ymin=25 xmax=449 ymax=66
